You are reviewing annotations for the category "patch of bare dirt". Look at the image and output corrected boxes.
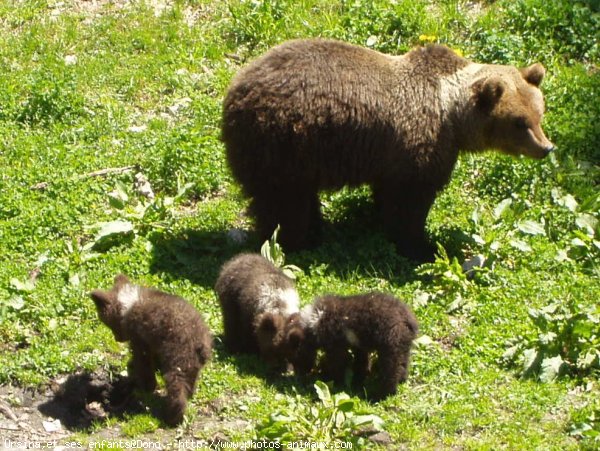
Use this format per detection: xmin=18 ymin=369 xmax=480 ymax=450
xmin=0 ymin=370 xmax=251 ymax=447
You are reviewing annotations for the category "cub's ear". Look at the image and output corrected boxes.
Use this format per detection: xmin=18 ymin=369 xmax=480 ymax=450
xmin=90 ymin=290 xmax=112 ymax=308
xmin=520 ymin=63 xmax=545 ymax=87
xmin=473 ymin=76 xmax=505 ymax=111
xmin=113 ymin=274 xmax=130 ymax=288
xmin=257 ymin=313 xmax=282 ymax=335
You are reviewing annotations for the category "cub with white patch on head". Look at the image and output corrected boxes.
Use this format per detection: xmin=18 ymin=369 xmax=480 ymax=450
xmin=215 ymin=253 xmax=300 ymax=367
xmin=283 ymin=292 xmax=418 ymax=401
xmin=90 ymin=275 xmax=212 ymax=426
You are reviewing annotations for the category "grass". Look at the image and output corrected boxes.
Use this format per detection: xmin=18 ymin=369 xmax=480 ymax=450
xmin=0 ymin=0 xmax=599 ymax=448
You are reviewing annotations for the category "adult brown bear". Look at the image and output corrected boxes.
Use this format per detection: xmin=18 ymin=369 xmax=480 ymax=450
xmin=222 ymin=39 xmax=554 ymax=261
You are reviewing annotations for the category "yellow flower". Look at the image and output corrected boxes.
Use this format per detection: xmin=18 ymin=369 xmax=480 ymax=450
xmin=418 ymin=34 xmax=437 ymax=43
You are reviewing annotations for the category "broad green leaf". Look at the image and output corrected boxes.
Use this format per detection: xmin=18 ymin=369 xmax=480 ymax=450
xmin=68 ymin=273 xmax=80 ymax=287
xmin=494 ymin=197 xmax=513 ymax=219
xmin=10 ymin=277 xmax=35 ymax=292
xmin=576 ymin=213 xmax=598 ymax=236
xmin=522 ymin=347 xmax=540 ymax=374
xmin=510 ymin=239 xmax=532 ymax=252
xmin=557 ymin=193 xmax=578 ymax=212
xmin=336 ymin=398 xmax=355 ymax=412
xmin=555 ymin=249 xmax=571 ymax=262
xmin=414 ymin=334 xmax=435 ymax=347
xmin=8 ymin=295 xmax=25 ymax=310
xmin=577 ymin=350 xmax=599 ymax=369
xmin=108 ymin=181 xmax=129 ymax=209
xmin=94 ymin=220 xmax=134 ymax=240
xmin=270 ymin=413 xmax=294 ymax=423
xmin=539 ymin=332 xmax=558 ymax=345
xmin=502 ymin=344 xmax=520 ymax=362
xmin=573 ymin=321 xmax=594 ymax=338
xmin=471 ymin=207 xmax=480 ymax=225
xmin=366 ymin=35 xmax=378 ymax=47
xmin=518 ymin=220 xmax=546 ymax=236
xmin=471 ymin=233 xmax=486 ymax=245
xmin=314 ymin=381 xmax=331 ymax=406
xmin=540 ymin=355 xmax=563 ymax=382
xmin=347 ymin=414 xmax=385 ymax=430
xmin=175 ymin=182 xmax=194 ymax=200
xmin=260 ymin=239 xmax=272 ymax=262
xmin=34 ymin=252 xmax=51 ymax=267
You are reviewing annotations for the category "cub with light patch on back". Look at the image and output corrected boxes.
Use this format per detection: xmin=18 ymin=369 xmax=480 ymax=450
xmin=90 ymin=275 xmax=212 ymax=426
xmin=215 ymin=253 xmax=300 ymax=367
xmin=222 ymin=39 xmax=555 ymax=261
xmin=283 ymin=292 xmax=418 ymax=400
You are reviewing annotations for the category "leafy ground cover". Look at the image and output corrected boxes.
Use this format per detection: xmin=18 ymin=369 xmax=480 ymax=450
xmin=0 ymin=0 xmax=598 ymax=448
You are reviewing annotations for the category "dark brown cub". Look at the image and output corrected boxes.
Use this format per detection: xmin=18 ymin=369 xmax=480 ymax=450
xmin=90 ymin=274 xmax=212 ymax=426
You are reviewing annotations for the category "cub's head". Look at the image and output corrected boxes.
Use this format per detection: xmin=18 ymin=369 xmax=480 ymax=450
xmin=470 ymin=63 xmax=554 ymax=159
xmin=90 ymin=274 xmax=137 ymax=342
xmin=254 ymin=312 xmax=288 ymax=365
xmin=281 ymin=314 xmax=317 ymax=376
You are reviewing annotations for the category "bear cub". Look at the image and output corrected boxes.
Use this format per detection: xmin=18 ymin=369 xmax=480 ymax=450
xmin=215 ymin=253 xmax=300 ymax=366
xmin=284 ymin=292 xmax=418 ymax=400
xmin=90 ymin=274 xmax=212 ymax=426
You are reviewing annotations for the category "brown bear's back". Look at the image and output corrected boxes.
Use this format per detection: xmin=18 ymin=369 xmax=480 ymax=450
xmin=313 ymin=292 xmax=418 ymax=349
xmin=125 ymin=291 xmax=212 ymax=364
xmin=222 ymin=39 xmax=470 ymax=190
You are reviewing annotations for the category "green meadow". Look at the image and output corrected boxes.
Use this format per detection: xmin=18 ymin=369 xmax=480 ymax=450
xmin=0 ymin=0 xmax=598 ymax=448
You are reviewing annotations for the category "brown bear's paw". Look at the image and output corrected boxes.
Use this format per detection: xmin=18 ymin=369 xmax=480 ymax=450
xmin=164 ymin=395 xmax=187 ymax=426
xmin=396 ymin=239 xmax=436 ymax=263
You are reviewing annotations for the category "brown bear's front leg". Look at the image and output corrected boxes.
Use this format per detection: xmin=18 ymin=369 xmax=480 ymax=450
xmin=250 ymin=186 xmax=322 ymax=252
xmin=221 ymin=300 xmax=247 ymax=354
xmin=128 ymin=342 xmax=157 ymax=393
xmin=352 ymin=348 xmax=370 ymax=387
xmin=322 ymin=346 xmax=352 ymax=386
xmin=373 ymin=182 xmax=438 ymax=262
xmin=372 ymin=346 xmax=411 ymax=401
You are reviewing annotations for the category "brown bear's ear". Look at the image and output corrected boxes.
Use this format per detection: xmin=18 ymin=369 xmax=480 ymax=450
xmin=520 ymin=63 xmax=545 ymax=87
xmin=473 ymin=76 xmax=505 ymax=110
xmin=114 ymin=274 xmax=130 ymax=288
xmin=257 ymin=313 xmax=282 ymax=335
xmin=90 ymin=290 xmax=113 ymax=308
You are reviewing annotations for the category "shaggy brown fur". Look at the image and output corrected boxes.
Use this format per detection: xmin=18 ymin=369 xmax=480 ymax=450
xmin=222 ymin=38 xmax=554 ymax=261
xmin=215 ymin=253 xmax=300 ymax=366
xmin=90 ymin=275 xmax=212 ymax=426
xmin=283 ymin=292 xmax=418 ymax=400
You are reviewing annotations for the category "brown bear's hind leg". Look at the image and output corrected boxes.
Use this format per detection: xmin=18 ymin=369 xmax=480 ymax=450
xmin=373 ymin=182 xmax=438 ymax=262
xmin=163 ymin=367 xmax=197 ymax=426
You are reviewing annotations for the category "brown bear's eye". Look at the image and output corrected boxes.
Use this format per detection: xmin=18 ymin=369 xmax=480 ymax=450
xmin=514 ymin=118 xmax=529 ymax=130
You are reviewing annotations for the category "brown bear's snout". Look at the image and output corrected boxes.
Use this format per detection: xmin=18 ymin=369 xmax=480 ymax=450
xmin=521 ymin=126 xmax=555 ymax=159
xmin=543 ymin=144 xmax=556 ymax=156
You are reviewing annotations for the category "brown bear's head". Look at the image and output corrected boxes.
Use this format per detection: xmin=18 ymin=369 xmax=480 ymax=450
xmin=90 ymin=274 xmax=133 ymax=342
xmin=470 ymin=63 xmax=554 ymax=159
xmin=254 ymin=312 xmax=288 ymax=365
xmin=281 ymin=314 xmax=318 ymax=375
